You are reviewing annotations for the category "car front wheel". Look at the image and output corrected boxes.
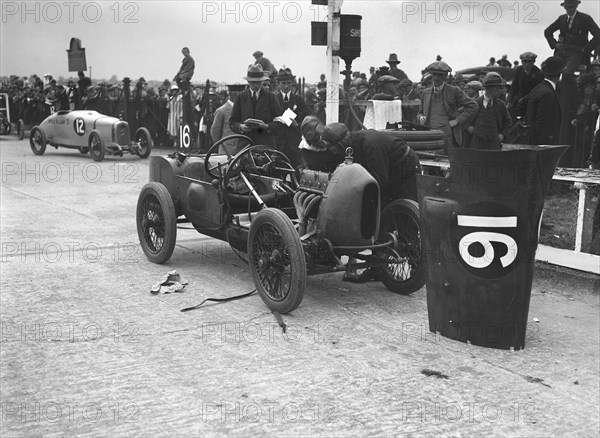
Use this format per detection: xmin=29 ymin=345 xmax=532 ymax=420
xmin=135 ymin=127 xmax=153 ymax=159
xmin=136 ymin=182 xmax=177 ymax=264
xmin=248 ymin=208 xmax=306 ymax=314
xmin=89 ymin=131 xmax=105 ymax=162
xmin=29 ymin=126 xmax=46 ymax=155
xmin=375 ymin=199 xmax=426 ymax=295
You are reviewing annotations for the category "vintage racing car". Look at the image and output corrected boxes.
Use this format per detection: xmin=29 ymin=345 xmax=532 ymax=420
xmin=29 ymin=110 xmax=152 ymax=161
xmin=136 ymin=135 xmax=426 ymax=314
xmin=0 ymin=93 xmax=25 ymax=140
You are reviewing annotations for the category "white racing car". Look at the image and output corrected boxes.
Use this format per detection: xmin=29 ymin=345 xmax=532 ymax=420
xmin=29 ymin=110 xmax=152 ymax=162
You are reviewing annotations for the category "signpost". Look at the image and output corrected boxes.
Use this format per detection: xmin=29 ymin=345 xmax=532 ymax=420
xmin=66 ymin=38 xmax=87 ymax=72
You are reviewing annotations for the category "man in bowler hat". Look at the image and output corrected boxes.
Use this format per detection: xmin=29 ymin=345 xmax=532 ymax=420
xmin=466 ymin=72 xmax=512 ymax=150
xmin=230 ymin=64 xmax=282 ymax=148
xmin=525 ymin=56 xmax=565 ymax=145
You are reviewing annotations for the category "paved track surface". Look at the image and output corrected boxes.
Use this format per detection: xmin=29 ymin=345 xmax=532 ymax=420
xmin=1 ymin=137 xmax=598 ymax=437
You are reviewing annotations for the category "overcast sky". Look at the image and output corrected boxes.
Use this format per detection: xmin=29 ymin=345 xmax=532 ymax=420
xmin=2 ymin=0 xmax=599 ymax=85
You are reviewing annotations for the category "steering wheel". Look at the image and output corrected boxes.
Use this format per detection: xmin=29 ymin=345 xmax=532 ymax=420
xmin=204 ymin=134 xmax=254 ymax=178
xmin=222 ymin=144 xmax=296 ymax=188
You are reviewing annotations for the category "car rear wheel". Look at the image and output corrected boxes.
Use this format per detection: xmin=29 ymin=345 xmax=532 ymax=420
xmin=29 ymin=126 xmax=46 ymax=155
xmin=89 ymin=131 xmax=105 ymax=162
xmin=135 ymin=127 xmax=153 ymax=159
xmin=248 ymin=208 xmax=306 ymax=314
xmin=17 ymin=119 xmax=25 ymax=140
xmin=78 ymin=147 xmax=89 ymax=154
xmin=375 ymin=199 xmax=426 ymax=295
xmin=137 ymin=182 xmax=177 ymax=264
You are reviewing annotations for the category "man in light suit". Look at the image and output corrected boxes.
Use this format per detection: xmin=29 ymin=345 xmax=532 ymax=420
xmin=211 ymin=84 xmax=245 ymax=155
xmin=526 ymin=56 xmax=565 ymax=146
xmin=229 ymin=64 xmax=283 ymax=148
xmin=544 ymin=0 xmax=600 ymax=75
xmin=417 ymin=61 xmax=478 ymax=153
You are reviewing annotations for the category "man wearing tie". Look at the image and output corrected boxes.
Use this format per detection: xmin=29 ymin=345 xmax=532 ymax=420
xmin=229 ymin=64 xmax=283 ymax=148
xmin=544 ymin=0 xmax=600 ymax=76
xmin=274 ymin=68 xmax=311 ymax=168
xmin=417 ymin=61 xmax=477 ymax=153
xmin=525 ymin=56 xmax=565 ymax=146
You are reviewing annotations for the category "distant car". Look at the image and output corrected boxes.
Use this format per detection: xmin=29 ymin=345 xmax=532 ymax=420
xmin=29 ymin=110 xmax=152 ymax=161
xmin=454 ymin=66 xmax=516 ymax=84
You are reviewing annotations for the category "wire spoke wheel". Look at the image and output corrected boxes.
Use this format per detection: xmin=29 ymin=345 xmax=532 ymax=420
xmin=248 ymin=208 xmax=305 ymax=314
xmin=135 ymin=127 xmax=153 ymax=158
xmin=376 ymin=199 xmax=426 ymax=295
xmin=136 ymin=182 xmax=177 ymax=264
xmin=29 ymin=126 xmax=46 ymax=155
xmin=89 ymin=131 xmax=105 ymax=162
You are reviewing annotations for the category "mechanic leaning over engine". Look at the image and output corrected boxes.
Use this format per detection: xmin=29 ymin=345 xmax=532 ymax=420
xmin=300 ymin=118 xmax=421 ymax=204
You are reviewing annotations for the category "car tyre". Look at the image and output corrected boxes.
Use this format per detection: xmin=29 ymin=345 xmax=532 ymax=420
xmin=89 ymin=130 xmax=105 ymax=162
xmin=136 ymin=182 xmax=177 ymax=264
xmin=29 ymin=126 xmax=46 ymax=155
xmin=78 ymin=147 xmax=89 ymax=154
xmin=135 ymin=127 xmax=153 ymax=159
xmin=375 ymin=199 xmax=427 ymax=295
xmin=17 ymin=119 xmax=25 ymax=140
xmin=248 ymin=208 xmax=306 ymax=314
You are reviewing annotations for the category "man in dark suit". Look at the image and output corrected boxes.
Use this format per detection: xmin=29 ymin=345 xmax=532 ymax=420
xmin=526 ymin=56 xmax=565 ymax=145
xmin=466 ymin=73 xmax=512 ymax=150
xmin=229 ymin=64 xmax=283 ymax=148
xmin=417 ymin=61 xmax=478 ymax=152
xmin=507 ymin=52 xmax=545 ymax=118
xmin=274 ymin=68 xmax=311 ymax=168
xmin=544 ymin=0 xmax=600 ymax=75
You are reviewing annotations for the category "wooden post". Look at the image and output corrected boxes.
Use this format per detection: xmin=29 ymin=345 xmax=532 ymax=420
xmin=326 ymin=0 xmax=342 ymax=124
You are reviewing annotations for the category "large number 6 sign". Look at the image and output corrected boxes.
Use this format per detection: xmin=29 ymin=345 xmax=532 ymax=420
xmin=457 ymin=215 xmax=518 ymax=269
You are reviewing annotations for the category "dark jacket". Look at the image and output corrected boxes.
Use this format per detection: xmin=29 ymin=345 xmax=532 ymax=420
xmin=275 ymin=92 xmax=311 ymax=167
xmin=418 ymin=84 xmax=478 ymax=146
xmin=346 ymin=130 xmax=418 ymax=201
xmin=544 ymin=12 xmax=600 ymax=54
xmin=229 ymin=88 xmax=282 ymax=147
xmin=526 ymin=80 xmax=561 ymax=145
xmin=507 ymin=65 xmax=544 ymax=107
xmin=471 ymin=95 xmax=512 ymax=138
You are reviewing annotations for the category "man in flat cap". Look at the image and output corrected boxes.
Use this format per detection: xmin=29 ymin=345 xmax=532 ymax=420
xmin=466 ymin=73 xmax=512 ymax=150
xmin=386 ymin=53 xmax=408 ymax=82
xmin=230 ymin=64 xmax=282 ymax=148
xmin=544 ymin=0 xmax=600 ymax=76
xmin=417 ymin=61 xmax=478 ymax=152
xmin=507 ymin=52 xmax=544 ymax=120
xmin=465 ymin=81 xmax=483 ymax=99
xmin=371 ymin=75 xmax=401 ymax=100
xmin=525 ymin=56 xmax=564 ymax=145
xmin=274 ymin=67 xmax=311 ymax=167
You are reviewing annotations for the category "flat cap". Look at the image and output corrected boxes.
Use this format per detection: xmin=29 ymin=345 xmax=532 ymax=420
xmin=520 ymin=51 xmax=537 ymax=60
xmin=426 ymin=61 xmax=452 ymax=73
xmin=378 ymin=75 xmax=401 ymax=83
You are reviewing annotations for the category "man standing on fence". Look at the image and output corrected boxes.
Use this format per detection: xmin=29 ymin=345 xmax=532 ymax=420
xmin=173 ymin=47 xmax=195 ymax=128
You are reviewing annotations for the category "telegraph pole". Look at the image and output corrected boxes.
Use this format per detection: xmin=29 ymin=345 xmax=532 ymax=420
xmin=326 ymin=0 xmax=342 ymax=123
